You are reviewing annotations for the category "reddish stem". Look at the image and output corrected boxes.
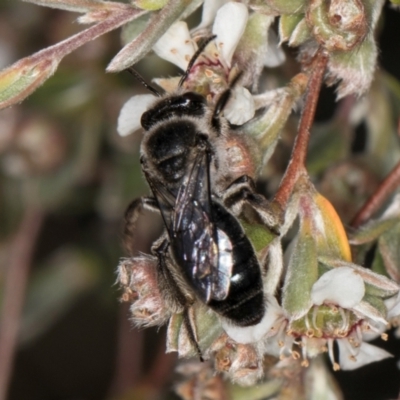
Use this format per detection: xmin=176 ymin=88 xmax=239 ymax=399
xmin=0 ymin=208 xmax=44 ymax=400
xmin=273 ymin=49 xmax=328 ymax=209
xmin=351 ymin=158 xmax=400 ymax=228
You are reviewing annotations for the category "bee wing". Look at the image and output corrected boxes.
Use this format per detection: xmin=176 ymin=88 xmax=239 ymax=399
xmin=171 ymin=146 xmax=232 ymax=303
xmin=142 ymin=168 xmax=176 ymax=229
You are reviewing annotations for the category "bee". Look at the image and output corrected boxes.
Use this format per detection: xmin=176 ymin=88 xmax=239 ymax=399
xmin=123 ymin=37 xmax=280 ymax=356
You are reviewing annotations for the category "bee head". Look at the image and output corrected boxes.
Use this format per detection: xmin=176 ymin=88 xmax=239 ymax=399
xmin=140 ymin=92 xmax=206 ymax=130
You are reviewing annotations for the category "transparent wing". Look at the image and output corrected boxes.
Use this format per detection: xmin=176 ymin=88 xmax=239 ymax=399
xmin=171 ymin=144 xmax=232 ymax=303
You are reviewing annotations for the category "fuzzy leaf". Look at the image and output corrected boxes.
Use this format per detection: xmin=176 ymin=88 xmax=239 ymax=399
xmin=233 ymin=12 xmax=274 ymax=90
xmin=371 ymin=247 xmax=389 ymax=278
xmin=376 ymin=223 xmax=400 ymax=282
xmin=133 ymin=0 xmax=168 ymax=11
xmin=23 ymin=0 xmax=114 ymax=13
xmin=356 ymin=296 xmax=387 ymax=322
xmin=229 ymin=380 xmax=282 ymax=400
xmin=350 ymin=217 xmax=400 ymax=245
xmin=312 ymin=193 xmax=351 ymax=261
xmin=121 ymin=14 xmax=152 ymax=46
xmin=0 ymin=57 xmax=59 ymax=109
xmin=166 ymin=313 xmax=184 ymax=353
xmin=243 ymin=73 xmax=308 ymax=165
xmin=0 ymin=5 xmax=142 ymax=108
xmin=279 ymin=14 xmax=311 ymax=47
xmin=327 ymin=35 xmax=377 ymax=99
xmin=250 ymin=0 xmax=306 ymax=14
xmin=241 ymin=221 xmax=276 ymax=252
xmin=282 ymin=218 xmax=318 ymax=319
xmin=166 ymin=304 xmax=222 ymax=358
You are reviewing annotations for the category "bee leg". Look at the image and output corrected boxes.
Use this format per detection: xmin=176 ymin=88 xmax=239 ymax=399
xmin=183 ymin=310 xmax=204 ymax=362
xmin=222 ymin=175 xmax=282 ymax=235
xmin=152 ymin=239 xmax=204 ymax=361
xmin=123 ymin=196 xmax=159 ymax=254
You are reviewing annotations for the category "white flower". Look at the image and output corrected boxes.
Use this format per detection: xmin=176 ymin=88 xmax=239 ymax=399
xmin=211 ymin=2 xmax=248 ymax=69
xmin=117 ymin=94 xmax=155 ymax=136
xmin=336 ymin=339 xmax=392 ymax=371
xmin=221 ymin=295 xmax=285 ymax=344
xmin=311 ymin=267 xmax=365 ymax=309
xmin=223 ymin=86 xmax=255 ymax=125
xmin=194 ymin=0 xmax=230 ymax=31
xmin=153 ymin=21 xmax=196 ymax=71
xmin=264 ymin=30 xmax=286 ymax=68
xmin=259 ymin=262 xmax=398 ymax=370
xmin=117 ymin=2 xmax=260 ymax=136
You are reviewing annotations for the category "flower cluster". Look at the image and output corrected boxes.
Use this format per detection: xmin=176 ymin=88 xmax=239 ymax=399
xmin=115 ymin=1 xmax=400 ymax=395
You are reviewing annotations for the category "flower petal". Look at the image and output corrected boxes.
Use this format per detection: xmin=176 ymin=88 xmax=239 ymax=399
xmin=222 ymin=296 xmax=282 ymax=344
xmin=387 ymin=291 xmax=400 ymax=319
xmin=337 ymin=340 xmax=392 ymax=370
xmin=319 ymin=257 xmax=399 ymax=295
xmin=223 ymin=86 xmax=255 ymax=125
xmin=117 ymin=94 xmax=155 ymax=136
xmin=153 ymin=21 xmax=197 ymax=70
xmin=264 ymin=30 xmax=286 ymax=68
xmin=212 ymin=2 xmax=248 ymax=67
xmin=196 ymin=0 xmax=230 ymax=29
xmin=311 ymin=267 xmax=365 ymax=309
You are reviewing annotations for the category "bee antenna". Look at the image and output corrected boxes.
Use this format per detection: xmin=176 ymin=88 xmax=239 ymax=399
xmin=178 ymin=35 xmax=217 ymax=88
xmin=126 ymin=67 xmax=161 ymax=97
xmin=211 ymin=71 xmax=243 ymax=129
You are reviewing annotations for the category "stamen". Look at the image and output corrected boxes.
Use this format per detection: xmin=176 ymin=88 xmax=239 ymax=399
xmin=301 ymin=359 xmax=310 ymax=367
xmin=306 ymin=329 xmax=315 ymax=338
xmin=305 ymin=313 xmax=311 ymax=331
xmin=356 ymin=325 xmax=363 ymax=342
xmin=333 ymin=363 xmax=341 ymax=371
xmin=339 ymin=307 xmax=349 ymax=332
xmin=292 ymin=351 xmax=300 ymax=360
xmin=312 ymin=306 xmax=319 ymax=329
xmin=327 ymin=339 xmax=337 ymax=368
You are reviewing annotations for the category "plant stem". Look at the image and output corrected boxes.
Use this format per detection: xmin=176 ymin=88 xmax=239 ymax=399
xmin=273 ymin=49 xmax=328 ymax=210
xmin=0 ymin=208 xmax=44 ymax=400
xmin=351 ymin=159 xmax=400 ymax=228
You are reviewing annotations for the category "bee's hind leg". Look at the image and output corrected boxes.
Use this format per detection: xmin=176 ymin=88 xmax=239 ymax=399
xmin=152 ymin=238 xmax=204 ymax=362
xmin=222 ymin=175 xmax=282 ymax=235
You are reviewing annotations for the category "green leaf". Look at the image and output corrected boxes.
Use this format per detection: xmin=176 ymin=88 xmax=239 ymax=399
xmin=0 ymin=57 xmax=59 ymax=109
xmin=133 ymin=0 xmax=168 ymax=11
xmin=282 ymin=218 xmax=319 ymax=319
xmin=241 ymin=221 xmax=277 ymax=252
xmin=350 ymin=217 xmax=400 ymax=245
xmin=229 ymin=379 xmax=282 ymax=400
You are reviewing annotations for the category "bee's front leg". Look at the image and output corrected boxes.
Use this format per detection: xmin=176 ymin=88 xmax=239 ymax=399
xmin=123 ymin=196 xmax=159 ymax=255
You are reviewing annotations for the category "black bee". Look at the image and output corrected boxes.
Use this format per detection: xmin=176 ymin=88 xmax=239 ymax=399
xmin=123 ymin=37 xmax=280 ymax=354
